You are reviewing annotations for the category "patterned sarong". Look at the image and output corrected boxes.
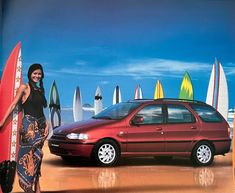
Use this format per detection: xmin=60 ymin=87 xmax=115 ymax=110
xmin=17 ymin=115 xmax=47 ymax=193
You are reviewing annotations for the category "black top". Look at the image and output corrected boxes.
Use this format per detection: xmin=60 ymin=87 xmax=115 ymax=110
xmin=22 ymin=83 xmax=46 ymax=118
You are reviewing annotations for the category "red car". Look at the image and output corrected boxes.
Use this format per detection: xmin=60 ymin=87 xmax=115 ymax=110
xmin=48 ymin=99 xmax=231 ymax=166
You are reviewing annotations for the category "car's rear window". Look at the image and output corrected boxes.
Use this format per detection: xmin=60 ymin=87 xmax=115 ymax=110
xmin=190 ymin=104 xmax=223 ymax=122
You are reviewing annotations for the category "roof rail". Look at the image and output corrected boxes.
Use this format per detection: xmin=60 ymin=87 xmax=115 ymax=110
xmin=129 ymin=98 xmax=206 ymax=104
xmin=154 ymin=98 xmax=206 ymax=104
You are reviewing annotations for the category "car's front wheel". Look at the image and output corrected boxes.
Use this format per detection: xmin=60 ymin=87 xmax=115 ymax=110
xmin=93 ymin=139 xmax=120 ymax=166
xmin=191 ymin=141 xmax=214 ymax=166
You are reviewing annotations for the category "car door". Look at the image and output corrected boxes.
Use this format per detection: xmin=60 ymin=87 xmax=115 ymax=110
xmin=126 ymin=104 xmax=165 ymax=153
xmin=164 ymin=103 xmax=199 ymax=153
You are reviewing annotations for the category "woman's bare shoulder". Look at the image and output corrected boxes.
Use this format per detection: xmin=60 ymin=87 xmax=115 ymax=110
xmin=18 ymin=83 xmax=29 ymax=92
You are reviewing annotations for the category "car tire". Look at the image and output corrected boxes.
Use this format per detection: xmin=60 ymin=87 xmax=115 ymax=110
xmin=93 ymin=139 xmax=120 ymax=167
xmin=191 ymin=141 xmax=214 ymax=166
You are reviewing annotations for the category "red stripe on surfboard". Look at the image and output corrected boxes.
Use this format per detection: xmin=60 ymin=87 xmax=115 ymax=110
xmin=211 ymin=62 xmax=216 ymax=107
xmin=135 ymin=85 xmax=138 ymax=99
xmin=216 ymin=61 xmax=221 ymax=109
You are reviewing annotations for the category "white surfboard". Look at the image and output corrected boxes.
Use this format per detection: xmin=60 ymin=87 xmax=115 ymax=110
xmin=94 ymin=86 xmax=103 ymax=115
xmin=206 ymin=59 xmax=228 ymax=120
xmin=113 ymin=85 xmax=122 ymax=105
xmin=73 ymin=86 xmax=83 ymax=121
xmin=134 ymin=84 xmax=143 ymax=99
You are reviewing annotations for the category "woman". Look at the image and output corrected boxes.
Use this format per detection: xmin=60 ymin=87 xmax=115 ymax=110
xmin=0 ymin=63 xmax=49 ymax=193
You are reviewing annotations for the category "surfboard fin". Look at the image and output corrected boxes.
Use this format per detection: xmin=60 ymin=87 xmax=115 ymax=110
xmin=0 ymin=160 xmax=16 ymax=193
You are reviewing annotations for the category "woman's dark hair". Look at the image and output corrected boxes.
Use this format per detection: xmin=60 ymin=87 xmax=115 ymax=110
xmin=27 ymin=63 xmax=45 ymax=93
xmin=27 ymin=63 xmax=47 ymax=107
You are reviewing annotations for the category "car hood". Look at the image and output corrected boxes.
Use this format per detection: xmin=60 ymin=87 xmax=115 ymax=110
xmin=53 ymin=118 xmax=117 ymax=135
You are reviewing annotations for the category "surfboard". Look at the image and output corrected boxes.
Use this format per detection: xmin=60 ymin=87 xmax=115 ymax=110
xmin=134 ymin=84 xmax=143 ymax=99
xmin=206 ymin=59 xmax=228 ymax=120
xmin=0 ymin=42 xmax=22 ymax=162
xmin=49 ymin=80 xmax=61 ymax=129
xmin=73 ymin=86 xmax=83 ymax=121
xmin=94 ymin=86 xmax=103 ymax=115
xmin=0 ymin=42 xmax=22 ymax=193
xmin=154 ymin=80 xmax=164 ymax=99
xmin=179 ymin=71 xmax=194 ymax=100
xmin=113 ymin=85 xmax=122 ymax=105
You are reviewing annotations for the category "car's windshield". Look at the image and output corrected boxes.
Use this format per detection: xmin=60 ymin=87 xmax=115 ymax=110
xmin=93 ymin=102 xmax=141 ymax=120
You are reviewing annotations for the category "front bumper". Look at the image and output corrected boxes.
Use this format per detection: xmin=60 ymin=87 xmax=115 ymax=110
xmin=48 ymin=134 xmax=94 ymax=158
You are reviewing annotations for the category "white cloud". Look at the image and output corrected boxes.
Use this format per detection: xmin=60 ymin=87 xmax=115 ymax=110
xmin=224 ymin=64 xmax=235 ymax=75
xmin=49 ymin=58 xmax=213 ymax=79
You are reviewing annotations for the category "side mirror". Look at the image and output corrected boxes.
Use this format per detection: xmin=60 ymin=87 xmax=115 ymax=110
xmin=131 ymin=116 xmax=144 ymax=125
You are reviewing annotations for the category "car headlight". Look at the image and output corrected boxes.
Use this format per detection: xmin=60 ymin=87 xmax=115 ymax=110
xmin=66 ymin=133 xmax=88 ymax=140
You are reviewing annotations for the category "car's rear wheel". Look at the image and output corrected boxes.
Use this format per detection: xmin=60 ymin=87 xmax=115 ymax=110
xmin=93 ymin=139 xmax=120 ymax=166
xmin=191 ymin=141 xmax=214 ymax=166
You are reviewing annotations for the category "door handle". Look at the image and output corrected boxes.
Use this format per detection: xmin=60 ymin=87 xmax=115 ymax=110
xmin=155 ymin=127 xmax=162 ymax=131
xmin=191 ymin=126 xmax=197 ymax=130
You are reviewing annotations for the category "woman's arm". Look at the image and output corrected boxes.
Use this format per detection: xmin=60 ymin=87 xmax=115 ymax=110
xmin=0 ymin=84 xmax=27 ymax=128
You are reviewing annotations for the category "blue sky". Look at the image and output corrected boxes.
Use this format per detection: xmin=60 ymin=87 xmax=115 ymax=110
xmin=1 ymin=0 xmax=235 ymax=109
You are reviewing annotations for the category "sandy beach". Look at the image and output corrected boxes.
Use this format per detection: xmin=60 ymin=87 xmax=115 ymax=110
xmin=12 ymin=141 xmax=235 ymax=193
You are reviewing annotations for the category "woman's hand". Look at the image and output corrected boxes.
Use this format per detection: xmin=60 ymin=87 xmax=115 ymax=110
xmin=44 ymin=121 xmax=49 ymax=138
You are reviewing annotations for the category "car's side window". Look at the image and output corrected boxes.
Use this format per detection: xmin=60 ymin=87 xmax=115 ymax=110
xmin=190 ymin=104 xmax=223 ymax=122
xmin=167 ymin=104 xmax=195 ymax=123
xmin=135 ymin=105 xmax=163 ymax=124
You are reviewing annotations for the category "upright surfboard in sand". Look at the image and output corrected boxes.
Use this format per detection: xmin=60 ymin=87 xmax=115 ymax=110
xmin=73 ymin=86 xmax=83 ymax=121
xmin=206 ymin=59 xmax=228 ymax=120
xmin=113 ymin=85 xmax=122 ymax=105
xmin=0 ymin=42 xmax=22 ymax=193
xmin=154 ymin=80 xmax=164 ymax=99
xmin=94 ymin=86 xmax=103 ymax=115
xmin=49 ymin=80 xmax=61 ymax=129
xmin=179 ymin=71 xmax=194 ymax=100
xmin=0 ymin=42 xmax=22 ymax=162
xmin=134 ymin=84 xmax=143 ymax=99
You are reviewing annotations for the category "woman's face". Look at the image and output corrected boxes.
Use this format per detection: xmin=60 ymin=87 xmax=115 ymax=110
xmin=30 ymin=69 xmax=42 ymax=83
